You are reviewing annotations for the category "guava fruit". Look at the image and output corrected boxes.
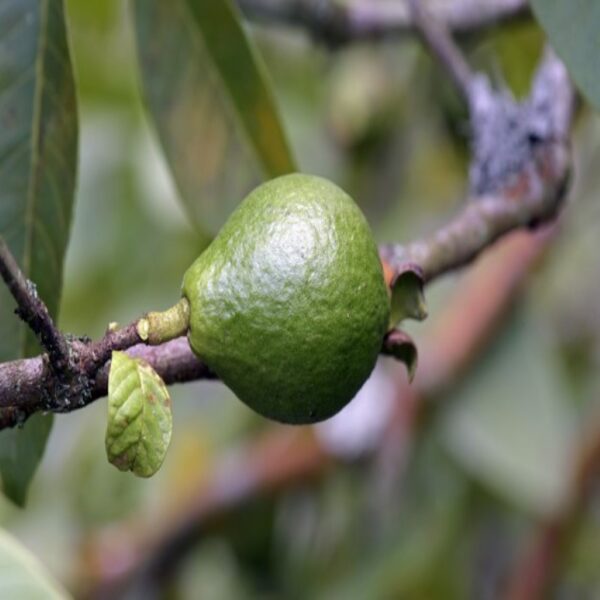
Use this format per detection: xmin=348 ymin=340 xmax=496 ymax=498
xmin=182 ymin=173 xmax=390 ymax=424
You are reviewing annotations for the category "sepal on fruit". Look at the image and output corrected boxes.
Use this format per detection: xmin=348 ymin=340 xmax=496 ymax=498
xmin=388 ymin=263 xmax=427 ymax=327
xmin=382 ymin=329 xmax=418 ymax=382
xmin=136 ymin=298 xmax=190 ymax=345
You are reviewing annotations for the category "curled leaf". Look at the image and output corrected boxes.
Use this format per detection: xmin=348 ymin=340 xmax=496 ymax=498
xmin=106 ymin=352 xmax=172 ymax=478
xmin=382 ymin=329 xmax=418 ymax=382
xmin=389 ymin=264 xmax=428 ymax=327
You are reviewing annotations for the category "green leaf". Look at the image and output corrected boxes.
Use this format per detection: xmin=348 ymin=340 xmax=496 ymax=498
xmin=389 ymin=265 xmax=427 ymax=327
xmin=532 ymin=0 xmax=600 ymax=110
xmin=0 ymin=527 xmax=70 ymax=599
xmin=0 ymin=0 xmax=78 ymax=504
xmin=0 ymin=414 xmax=53 ymax=507
xmin=133 ymin=0 xmax=296 ymax=234
xmin=106 ymin=352 xmax=173 ymax=478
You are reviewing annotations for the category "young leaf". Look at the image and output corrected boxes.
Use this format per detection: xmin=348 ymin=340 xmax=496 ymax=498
xmin=0 ymin=527 xmax=70 ymax=599
xmin=106 ymin=352 xmax=173 ymax=478
xmin=133 ymin=0 xmax=296 ymax=233
xmin=532 ymin=0 xmax=600 ymax=110
xmin=0 ymin=0 xmax=79 ymax=504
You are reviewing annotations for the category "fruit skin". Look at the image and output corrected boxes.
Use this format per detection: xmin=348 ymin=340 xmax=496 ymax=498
xmin=182 ymin=173 xmax=390 ymax=424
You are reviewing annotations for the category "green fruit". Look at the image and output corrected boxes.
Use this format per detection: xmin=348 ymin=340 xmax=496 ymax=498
xmin=182 ymin=173 xmax=390 ymax=424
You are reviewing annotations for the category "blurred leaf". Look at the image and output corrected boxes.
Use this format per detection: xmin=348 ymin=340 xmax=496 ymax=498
xmin=0 ymin=0 xmax=78 ymax=504
xmin=532 ymin=0 xmax=600 ymax=110
xmin=441 ymin=307 xmax=575 ymax=516
xmin=471 ymin=19 xmax=544 ymax=99
xmin=533 ymin=116 xmax=600 ymax=404
xmin=0 ymin=414 xmax=53 ymax=507
xmin=327 ymin=47 xmax=399 ymax=150
xmin=65 ymin=0 xmax=139 ymax=106
xmin=316 ymin=441 xmax=470 ymax=600
xmin=0 ymin=527 xmax=70 ymax=599
xmin=106 ymin=352 xmax=173 ymax=478
xmin=178 ymin=541 xmax=251 ymax=600
xmin=563 ymin=508 xmax=600 ymax=591
xmin=492 ymin=22 xmax=544 ymax=99
xmin=133 ymin=0 xmax=296 ymax=233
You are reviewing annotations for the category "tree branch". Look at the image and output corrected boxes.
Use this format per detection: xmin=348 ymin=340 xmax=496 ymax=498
xmin=382 ymin=135 xmax=569 ymax=282
xmin=0 ymin=47 xmax=575 ymax=429
xmin=0 ymin=237 xmax=70 ymax=374
xmin=0 ymin=335 xmax=215 ymax=428
xmin=238 ymin=0 xmax=530 ymax=45
xmin=381 ymin=48 xmax=574 ymax=282
xmin=408 ymin=0 xmax=476 ymax=102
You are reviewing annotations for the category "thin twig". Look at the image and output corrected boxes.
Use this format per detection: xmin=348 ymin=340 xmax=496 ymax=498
xmin=0 ymin=237 xmax=70 ymax=373
xmin=408 ymin=0 xmax=476 ymax=102
xmin=0 ymin=137 xmax=568 ymax=422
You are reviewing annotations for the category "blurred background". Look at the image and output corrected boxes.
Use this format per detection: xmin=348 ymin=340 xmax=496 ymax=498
xmin=4 ymin=1 xmax=600 ymax=598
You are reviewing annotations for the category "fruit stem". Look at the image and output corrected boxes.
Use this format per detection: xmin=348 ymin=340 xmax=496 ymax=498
xmin=136 ymin=298 xmax=190 ymax=345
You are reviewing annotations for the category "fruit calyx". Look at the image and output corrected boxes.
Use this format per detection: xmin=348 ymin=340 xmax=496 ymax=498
xmin=137 ymin=297 xmax=191 ymax=345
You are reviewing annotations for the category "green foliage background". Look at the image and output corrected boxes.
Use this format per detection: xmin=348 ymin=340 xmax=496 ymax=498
xmin=2 ymin=1 xmax=600 ymax=597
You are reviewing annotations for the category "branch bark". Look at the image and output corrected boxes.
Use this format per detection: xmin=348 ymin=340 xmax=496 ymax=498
xmin=0 ymin=333 xmax=215 ymax=428
xmin=381 ymin=48 xmax=574 ymax=282
xmin=380 ymin=139 xmax=569 ymax=282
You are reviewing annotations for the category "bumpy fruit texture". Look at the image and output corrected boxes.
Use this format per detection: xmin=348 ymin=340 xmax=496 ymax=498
xmin=182 ymin=173 xmax=390 ymax=424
